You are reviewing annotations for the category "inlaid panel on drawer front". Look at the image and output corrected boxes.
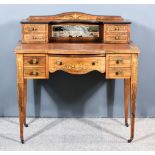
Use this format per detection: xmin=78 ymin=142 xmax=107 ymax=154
xmin=22 ymin=24 xmax=48 ymax=43
xmin=24 ymin=55 xmax=46 ymax=67
xmin=108 ymin=68 xmax=131 ymax=79
xmin=23 ymin=24 xmax=46 ymax=33
xmin=104 ymin=35 xmax=129 ymax=43
xmin=104 ymin=24 xmax=129 ymax=32
xmin=104 ymin=24 xmax=130 ymax=43
xmin=23 ymin=54 xmax=48 ymax=79
xmin=24 ymin=68 xmax=46 ymax=79
xmin=106 ymin=54 xmax=131 ymax=79
xmin=108 ymin=54 xmax=131 ymax=67
xmin=23 ymin=34 xmax=46 ymax=43
xmin=49 ymin=56 xmax=105 ymax=74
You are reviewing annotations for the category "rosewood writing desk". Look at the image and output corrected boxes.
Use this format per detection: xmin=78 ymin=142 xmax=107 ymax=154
xmin=14 ymin=12 xmax=139 ymax=144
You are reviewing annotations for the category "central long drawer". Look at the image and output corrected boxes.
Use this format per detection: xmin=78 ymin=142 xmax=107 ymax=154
xmin=49 ymin=55 xmax=106 ymax=74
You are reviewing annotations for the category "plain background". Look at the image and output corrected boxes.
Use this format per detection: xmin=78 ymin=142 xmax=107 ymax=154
xmin=0 ymin=4 xmax=154 ymax=117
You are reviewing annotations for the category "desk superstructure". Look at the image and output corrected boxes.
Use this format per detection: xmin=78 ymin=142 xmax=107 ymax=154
xmin=14 ymin=12 xmax=139 ymax=144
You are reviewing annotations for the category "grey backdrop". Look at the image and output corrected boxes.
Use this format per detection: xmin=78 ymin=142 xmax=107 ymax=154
xmin=0 ymin=4 xmax=154 ymax=117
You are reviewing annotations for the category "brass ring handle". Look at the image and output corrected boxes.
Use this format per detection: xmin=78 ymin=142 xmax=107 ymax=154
xmin=115 ymin=71 xmax=122 ymax=75
xmin=30 ymin=71 xmax=39 ymax=76
xmin=56 ymin=60 xmax=62 ymax=65
xmin=29 ymin=58 xmax=39 ymax=64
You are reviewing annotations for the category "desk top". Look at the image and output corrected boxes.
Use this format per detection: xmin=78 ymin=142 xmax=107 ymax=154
xmin=14 ymin=41 xmax=139 ymax=54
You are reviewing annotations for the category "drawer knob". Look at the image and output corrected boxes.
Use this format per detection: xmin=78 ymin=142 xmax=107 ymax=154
xmin=28 ymin=27 xmax=37 ymax=31
xmin=115 ymin=27 xmax=119 ymax=31
xmin=32 ymin=27 xmax=37 ymax=31
xmin=29 ymin=58 xmax=38 ymax=64
xmin=56 ymin=60 xmax=62 ymax=65
xmin=32 ymin=36 xmax=37 ymax=39
xmin=115 ymin=36 xmax=119 ymax=40
xmin=115 ymin=71 xmax=122 ymax=75
xmin=116 ymin=59 xmax=123 ymax=64
xmin=92 ymin=61 xmax=96 ymax=66
xmin=30 ymin=71 xmax=39 ymax=76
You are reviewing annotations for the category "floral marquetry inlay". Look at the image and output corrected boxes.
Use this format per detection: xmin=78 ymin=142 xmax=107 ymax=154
xmin=48 ymin=56 xmax=106 ymax=74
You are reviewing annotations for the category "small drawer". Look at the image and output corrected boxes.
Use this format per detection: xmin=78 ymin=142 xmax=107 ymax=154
xmin=23 ymin=34 xmax=46 ymax=43
xmin=24 ymin=68 xmax=46 ymax=79
xmin=23 ymin=24 xmax=46 ymax=33
xmin=104 ymin=35 xmax=129 ymax=43
xmin=24 ymin=55 xmax=46 ymax=67
xmin=49 ymin=56 xmax=105 ymax=74
xmin=107 ymin=68 xmax=131 ymax=79
xmin=104 ymin=24 xmax=129 ymax=32
xmin=108 ymin=54 xmax=131 ymax=67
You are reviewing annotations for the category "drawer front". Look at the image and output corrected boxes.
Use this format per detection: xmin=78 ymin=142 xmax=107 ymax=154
xmin=108 ymin=54 xmax=131 ymax=67
xmin=24 ymin=68 xmax=46 ymax=79
xmin=104 ymin=35 xmax=129 ymax=43
xmin=49 ymin=56 xmax=105 ymax=74
xmin=24 ymin=55 xmax=46 ymax=67
xmin=104 ymin=24 xmax=129 ymax=32
xmin=23 ymin=34 xmax=46 ymax=43
xmin=107 ymin=68 xmax=131 ymax=79
xmin=23 ymin=24 xmax=46 ymax=33
xmin=104 ymin=24 xmax=130 ymax=43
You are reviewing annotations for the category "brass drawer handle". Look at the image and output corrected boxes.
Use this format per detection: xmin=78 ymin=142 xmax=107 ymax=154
xmin=32 ymin=36 xmax=38 ymax=39
xmin=115 ymin=36 xmax=120 ymax=40
xmin=115 ymin=71 xmax=123 ymax=75
xmin=29 ymin=58 xmax=39 ymax=64
xmin=116 ymin=59 xmax=123 ymax=64
xmin=28 ymin=27 xmax=38 ymax=31
xmin=56 ymin=60 xmax=63 ymax=65
xmin=115 ymin=27 xmax=119 ymax=31
xmin=30 ymin=71 xmax=39 ymax=76
xmin=92 ymin=61 xmax=96 ymax=66
xmin=32 ymin=27 xmax=37 ymax=31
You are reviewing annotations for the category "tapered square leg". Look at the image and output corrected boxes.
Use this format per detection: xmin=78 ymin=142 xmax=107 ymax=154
xmin=128 ymin=54 xmax=138 ymax=143
xmin=23 ymin=79 xmax=28 ymax=127
xmin=124 ymin=79 xmax=130 ymax=127
xmin=18 ymin=82 xmax=25 ymax=144
xmin=16 ymin=54 xmax=25 ymax=144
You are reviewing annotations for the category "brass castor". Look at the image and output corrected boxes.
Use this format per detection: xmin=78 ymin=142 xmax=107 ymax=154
xmin=125 ymin=122 xmax=129 ymax=127
xmin=24 ymin=123 xmax=28 ymax=127
xmin=128 ymin=137 xmax=133 ymax=143
xmin=21 ymin=139 xmax=24 ymax=144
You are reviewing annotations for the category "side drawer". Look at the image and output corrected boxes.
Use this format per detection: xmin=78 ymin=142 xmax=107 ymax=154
xmin=107 ymin=68 xmax=131 ymax=79
xmin=24 ymin=68 xmax=46 ymax=79
xmin=107 ymin=54 xmax=131 ymax=67
xmin=22 ymin=34 xmax=46 ymax=43
xmin=23 ymin=24 xmax=46 ymax=33
xmin=104 ymin=24 xmax=130 ymax=43
xmin=104 ymin=24 xmax=129 ymax=32
xmin=24 ymin=55 xmax=46 ymax=67
xmin=104 ymin=35 xmax=129 ymax=43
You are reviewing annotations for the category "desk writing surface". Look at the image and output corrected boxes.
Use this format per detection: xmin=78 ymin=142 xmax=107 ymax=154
xmin=14 ymin=42 xmax=139 ymax=54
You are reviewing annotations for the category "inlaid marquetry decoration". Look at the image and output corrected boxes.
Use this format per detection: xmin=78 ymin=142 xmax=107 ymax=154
xmin=49 ymin=56 xmax=105 ymax=74
xmin=14 ymin=12 xmax=139 ymax=144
